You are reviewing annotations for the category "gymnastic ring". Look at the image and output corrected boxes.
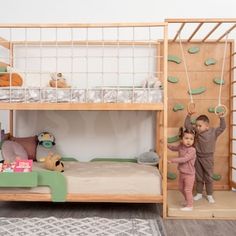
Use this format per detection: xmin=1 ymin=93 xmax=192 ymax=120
xmin=187 ymin=102 xmax=196 ymax=114
xmin=214 ymin=104 xmax=228 ymax=117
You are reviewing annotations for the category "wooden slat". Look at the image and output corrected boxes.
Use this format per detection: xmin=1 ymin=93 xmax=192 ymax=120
xmin=187 ymin=23 xmax=203 ymax=42
xmin=0 ymin=103 xmax=164 ymax=111
xmin=13 ymin=40 xmax=160 ymax=46
xmin=0 ymin=193 xmax=163 ymax=203
xmin=202 ymin=22 xmax=221 ymax=42
xmin=231 ymin=167 xmax=236 ymax=170
xmin=0 ymin=36 xmax=10 ymax=49
xmin=0 ymin=23 xmax=166 ymax=28
xmin=230 ymin=152 xmax=236 ymax=156
xmin=230 ymin=110 xmax=236 ymax=112
xmin=162 ymin=23 xmax=168 ymax=218
xmin=166 ymin=18 xmax=236 ymax=23
xmin=231 ymin=80 xmax=236 ymax=84
xmin=172 ymin=23 xmax=185 ymax=42
xmin=231 ymin=66 xmax=236 ymax=70
xmin=231 ymin=138 xmax=236 ymax=141
xmin=9 ymin=110 xmax=13 ymax=136
xmin=217 ymin=24 xmax=236 ymax=42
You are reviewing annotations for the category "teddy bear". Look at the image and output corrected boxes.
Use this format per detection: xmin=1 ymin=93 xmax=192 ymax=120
xmin=42 ymin=152 xmax=64 ymax=172
xmin=49 ymin=72 xmax=70 ymax=88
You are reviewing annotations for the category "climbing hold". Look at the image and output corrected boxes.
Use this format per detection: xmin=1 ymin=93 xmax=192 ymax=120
xmin=168 ymin=55 xmax=182 ymax=64
xmin=0 ymin=67 xmax=7 ymax=74
xmin=167 ymin=172 xmax=177 ymax=180
xmin=173 ymin=104 xmax=184 ymax=112
xmin=188 ymin=87 xmax=206 ymax=95
xmin=208 ymin=106 xmax=224 ymax=113
xmin=168 ymin=135 xmax=180 ymax=143
xmin=190 ymin=117 xmax=196 ymax=125
xmin=205 ymin=58 xmax=217 ymax=66
xmin=212 ymin=173 xmax=221 ymax=181
xmin=213 ymin=77 xmax=225 ymax=85
xmin=168 ymin=76 xmax=179 ymax=83
xmin=188 ymin=46 xmax=200 ymax=54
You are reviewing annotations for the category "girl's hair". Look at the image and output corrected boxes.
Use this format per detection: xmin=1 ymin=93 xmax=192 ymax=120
xmin=179 ymin=127 xmax=196 ymax=139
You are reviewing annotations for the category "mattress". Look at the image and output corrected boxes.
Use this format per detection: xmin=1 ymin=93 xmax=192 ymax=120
xmin=0 ymin=87 xmax=162 ymax=103
xmin=0 ymin=161 xmax=162 ymax=195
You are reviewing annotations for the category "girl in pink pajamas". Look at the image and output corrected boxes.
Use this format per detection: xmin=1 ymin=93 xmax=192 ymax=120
xmin=168 ymin=128 xmax=196 ymax=211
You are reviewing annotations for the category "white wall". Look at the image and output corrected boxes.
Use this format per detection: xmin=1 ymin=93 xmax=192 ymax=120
xmin=1 ymin=0 xmax=236 ymax=160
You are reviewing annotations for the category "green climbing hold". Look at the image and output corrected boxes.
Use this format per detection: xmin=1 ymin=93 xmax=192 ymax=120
xmin=168 ymin=135 xmax=180 ymax=143
xmin=167 ymin=172 xmax=177 ymax=180
xmin=205 ymin=58 xmax=217 ymax=66
xmin=212 ymin=173 xmax=221 ymax=181
xmin=0 ymin=67 xmax=7 ymax=74
xmin=173 ymin=104 xmax=184 ymax=112
xmin=190 ymin=117 xmax=196 ymax=125
xmin=213 ymin=77 xmax=225 ymax=85
xmin=188 ymin=87 xmax=206 ymax=95
xmin=208 ymin=106 xmax=224 ymax=113
xmin=188 ymin=46 xmax=200 ymax=54
xmin=168 ymin=76 xmax=179 ymax=83
xmin=168 ymin=55 xmax=182 ymax=64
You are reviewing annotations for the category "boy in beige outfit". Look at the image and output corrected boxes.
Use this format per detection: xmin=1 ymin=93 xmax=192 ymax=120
xmin=185 ymin=113 xmax=226 ymax=203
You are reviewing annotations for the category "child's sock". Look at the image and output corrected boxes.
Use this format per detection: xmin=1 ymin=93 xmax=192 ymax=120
xmin=206 ymin=195 xmax=215 ymax=203
xmin=193 ymin=193 xmax=202 ymax=201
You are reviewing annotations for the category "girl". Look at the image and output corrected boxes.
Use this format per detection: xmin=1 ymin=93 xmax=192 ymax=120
xmin=168 ymin=128 xmax=196 ymax=211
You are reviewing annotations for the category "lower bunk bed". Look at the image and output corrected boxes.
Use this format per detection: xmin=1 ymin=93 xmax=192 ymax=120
xmin=0 ymin=161 xmax=163 ymax=203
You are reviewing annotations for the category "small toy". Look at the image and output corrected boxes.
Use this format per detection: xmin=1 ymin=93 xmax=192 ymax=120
xmin=137 ymin=150 xmax=159 ymax=166
xmin=142 ymin=76 xmax=162 ymax=89
xmin=41 ymin=152 xmax=64 ymax=172
xmin=49 ymin=72 xmax=70 ymax=88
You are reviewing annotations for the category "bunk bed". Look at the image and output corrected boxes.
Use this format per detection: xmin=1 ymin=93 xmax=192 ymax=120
xmin=0 ymin=23 xmax=168 ymax=216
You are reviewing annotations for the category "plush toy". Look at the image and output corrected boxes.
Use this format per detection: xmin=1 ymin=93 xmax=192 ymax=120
xmin=137 ymin=150 xmax=159 ymax=166
xmin=36 ymin=132 xmax=57 ymax=161
xmin=49 ymin=72 xmax=70 ymax=88
xmin=0 ymin=73 xmax=23 ymax=87
xmin=42 ymin=152 xmax=64 ymax=172
xmin=141 ymin=76 xmax=162 ymax=89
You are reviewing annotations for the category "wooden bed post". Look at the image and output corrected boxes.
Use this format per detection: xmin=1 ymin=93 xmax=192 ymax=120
xmin=9 ymin=110 xmax=13 ymax=136
xmin=162 ymin=23 xmax=168 ymax=218
xmin=230 ymin=41 xmax=235 ymax=188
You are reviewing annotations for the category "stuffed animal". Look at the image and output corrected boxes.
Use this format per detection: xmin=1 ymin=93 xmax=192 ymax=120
xmin=0 ymin=73 xmax=23 ymax=87
xmin=49 ymin=72 xmax=70 ymax=88
xmin=141 ymin=76 xmax=162 ymax=89
xmin=137 ymin=150 xmax=159 ymax=166
xmin=36 ymin=132 xmax=57 ymax=161
xmin=42 ymin=152 xmax=64 ymax=172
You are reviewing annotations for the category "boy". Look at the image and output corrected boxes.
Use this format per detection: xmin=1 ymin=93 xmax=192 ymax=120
xmin=185 ymin=112 xmax=226 ymax=203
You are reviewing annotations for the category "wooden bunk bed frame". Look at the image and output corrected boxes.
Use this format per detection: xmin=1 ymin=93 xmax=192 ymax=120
xmin=0 ymin=19 xmax=236 ymax=219
xmin=0 ymin=23 xmax=168 ymax=217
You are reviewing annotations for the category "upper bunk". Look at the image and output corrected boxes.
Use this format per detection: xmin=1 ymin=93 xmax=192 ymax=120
xmin=0 ymin=23 xmax=168 ymax=111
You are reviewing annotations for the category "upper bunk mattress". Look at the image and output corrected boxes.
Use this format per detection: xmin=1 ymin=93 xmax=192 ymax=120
xmin=0 ymin=87 xmax=162 ymax=103
xmin=0 ymin=161 xmax=162 ymax=195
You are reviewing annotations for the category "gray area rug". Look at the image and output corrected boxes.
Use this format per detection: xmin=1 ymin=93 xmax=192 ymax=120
xmin=0 ymin=216 xmax=163 ymax=236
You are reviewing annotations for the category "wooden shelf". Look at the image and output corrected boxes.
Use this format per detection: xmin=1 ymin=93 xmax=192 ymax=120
xmin=0 ymin=102 xmax=164 ymax=111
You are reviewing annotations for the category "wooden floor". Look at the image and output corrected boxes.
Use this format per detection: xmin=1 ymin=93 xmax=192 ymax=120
xmin=0 ymin=201 xmax=236 ymax=236
xmin=168 ymin=190 xmax=236 ymax=219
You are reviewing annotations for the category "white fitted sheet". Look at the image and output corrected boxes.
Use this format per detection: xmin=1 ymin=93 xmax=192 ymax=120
xmin=0 ymin=161 xmax=162 ymax=195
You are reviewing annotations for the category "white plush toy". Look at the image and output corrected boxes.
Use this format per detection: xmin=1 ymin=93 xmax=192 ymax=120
xmin=142 ymin=76 xmax=162 ymax=88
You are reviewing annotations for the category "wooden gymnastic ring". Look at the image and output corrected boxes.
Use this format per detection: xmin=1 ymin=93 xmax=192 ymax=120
xmin=214 ymin=104 xmax=228 ymax=117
